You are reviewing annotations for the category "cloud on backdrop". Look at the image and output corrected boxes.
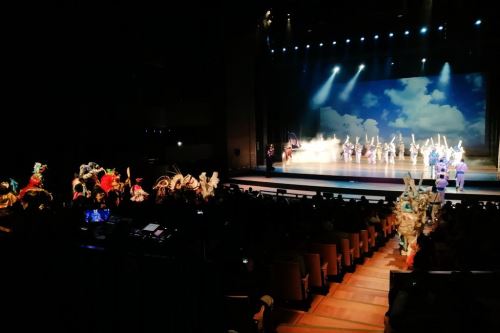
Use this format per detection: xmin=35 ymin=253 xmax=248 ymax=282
xmin=317 ymin=73 xmax=485 ymax=149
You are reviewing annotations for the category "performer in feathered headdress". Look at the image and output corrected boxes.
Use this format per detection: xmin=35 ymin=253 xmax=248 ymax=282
xmin=130 ymin=178 xmax=149 ymax=202
xmin=199 ymin=172 xmax=220 ymax=199
xmin=100 ymin=168 xmax=117 ymax=193
xmin=0 ymin=180 xmax=18 ymax=209
xmin=18 ymin=162 xmax=48 ymax=200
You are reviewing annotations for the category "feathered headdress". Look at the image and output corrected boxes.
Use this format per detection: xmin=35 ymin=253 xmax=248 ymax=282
xmin=31 ymin=162 xmax=48 ymax=186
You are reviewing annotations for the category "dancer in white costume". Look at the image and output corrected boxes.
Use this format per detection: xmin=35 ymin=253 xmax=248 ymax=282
xmin=398 ymin=134 xmax=405 ymax=160
xmin=383 ymin=142 xmax=390 ymax=164
xmin=376 ymin=137 xmax=382 ymax=162
xmin=355 ymin=137 xmax=362 ymax=164
xmin=343 ymin=136 xmax=353 ymax=163
xmin=435 ymin=158 xmax=448 ymax=179
xmin=455 ymin=158 xmax=468 ymax=191
xmin=409 ymin=134 xmax=418 ymax=166
xmin=368 ymin=137 xmax=377 ymax=164
xmin=421 ymin=139 xmax=431 ymax=167
xmin=389 ymin=137 xmax=396 ymax=165
xmin=452 ymin=141 xmax=465 ymax=167
xmin=410 ymin=143 xmax=419 ymax=165
xmin=435 ymin=174 xmax=448 ymax=204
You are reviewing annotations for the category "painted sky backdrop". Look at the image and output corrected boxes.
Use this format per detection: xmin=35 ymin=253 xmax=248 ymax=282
xmin=317 ymin=72 xmax=486 ymax=150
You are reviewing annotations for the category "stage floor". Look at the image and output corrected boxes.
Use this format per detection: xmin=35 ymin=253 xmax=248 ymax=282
xmin=229 ymin=175 xmax=500 ymax=198
xmin=228 ymin=157 xmax=500 ymax=202
xmin=261 ymin=157 xmax=499 ymax=181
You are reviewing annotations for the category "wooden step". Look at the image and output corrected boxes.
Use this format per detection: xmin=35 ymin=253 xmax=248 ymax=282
xmin=308 ymin=295 xmax=325 ymax=313
xmin=342 ymin=272 xmax=353 ymax=283
xmin=369 ymin=251 xmax=405 ymax=259
xmin=297 ymin=312 xmax=387 ymax=330
xmin=342 ymin=274 xmax=390 ymax=292
xmin=273 ymin=307 xmax=305 ymax=325
xmin=363 ymin=258 xmax=406 ymax=270
xmin=273 ymin=236 xmax=404 ymax=331
xmin=277 ymin=323 xmax=384 ymax=333
xmin=353 ymin=264 xmax=391 ymax=272
xmin=374 ymin=245 xmax=399 ymax=252
xmin=370 ymin=252 xmax=400 ymax=260
xmin=328 ymin=284 xmax=389 ymax=306
xmin=313 ymin=298 xmax=387 ymax=326
xmin=352 ymin=266 xmax=390 ymax=279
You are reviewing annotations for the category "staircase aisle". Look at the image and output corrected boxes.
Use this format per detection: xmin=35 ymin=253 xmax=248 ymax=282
xmin=276 ymin=237 xmax=406 ymax=333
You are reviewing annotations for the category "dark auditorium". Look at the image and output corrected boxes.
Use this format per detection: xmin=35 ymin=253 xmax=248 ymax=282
xmin=1 ymin=1 xmax=500 ymax=332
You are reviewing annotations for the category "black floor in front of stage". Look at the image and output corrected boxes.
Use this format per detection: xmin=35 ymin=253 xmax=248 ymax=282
xmin=228 ymin=158 xmax=500 ymax=202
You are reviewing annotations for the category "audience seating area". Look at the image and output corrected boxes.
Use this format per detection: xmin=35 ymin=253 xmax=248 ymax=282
xmin=1 ymin=182 xmax=499 ymax=333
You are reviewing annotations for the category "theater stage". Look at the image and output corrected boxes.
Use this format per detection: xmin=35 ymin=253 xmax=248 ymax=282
xmin=228 ymin=157 xmax=500 ymax=202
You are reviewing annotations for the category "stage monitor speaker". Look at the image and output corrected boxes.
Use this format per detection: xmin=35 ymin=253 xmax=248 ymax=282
xmin=277 ymin=188 xmax=287 ymax=195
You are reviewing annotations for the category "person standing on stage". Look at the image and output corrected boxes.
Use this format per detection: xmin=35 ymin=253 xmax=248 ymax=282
xmin=435 ymin=174 xmax=448 ymax=204
xmin=282 ymin=144 xmax=292 ymax=165
xmin=428 ymin=185 xmax=442 ymax=221
xmin=389 ymin=141 xmax=396 ymax=165
xmin=343 ymin=136 xmax=352 ymax=163
xmin=421 ymin=140 xmax=431 ymax=167
xmin=429 ymin=146 xmax=440 ymax=178
xmin=455 ymin=159 xmax=468 ymax=192
xmin=398 ymin=136 xmax=405 ymax=160
xmin=383 ymin=142 xmax=390 ymax=164
xmin=409 ymin=143 xmax=419 ymax=166
xmin=435 ymin=158 xmax=448 ymax=179
xmin=376 ymin=140 xmax=382 ymax=161
xmin=368 ymin=141 xmax=377 ymax=164
xmin=355 ymin=137 xmax=362 ymax=164
xmin=452 ymin=142 xmax=465 ymax=167
xmin=265 ymin=144 xmax=275 ymax=173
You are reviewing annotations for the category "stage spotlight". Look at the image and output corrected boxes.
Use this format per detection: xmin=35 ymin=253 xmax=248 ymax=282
xmin=282 ymin=47 xmax=286 ymax=52
xmin=346 ymin=38 xmax=350 ymax=44
xmin=374 ymin=34 xmax=379 ymax=40
xmin=319 ymin=42 xmax=323 ymax=47
xmin=438 ymin=25 xmax=444 ymax=31
xmin=360 ymin=37 xmax=365 ymax=42
xmin=271 ymin=49 xmax=274 ymax=53
xmin=306 ymin=44 xmax=310 ymax=49
xmin=177 ymin=141 xmax=183 ymax=147
xmin=391 ymin=62 xmax=394 ymax=66
xmin=311 ymin=67 xmax=339 ymax=106
xmin=332 ymin=41 xmax=337 ymax=45
xmin=389 ymin=32 xmax=394 ymax=38
xmin=439 ymin=62 xmax=450 ymax=85
xmin=420 ymin=26 xmax=428 ymax=34
xmin=340 ymin=67 xmax=363 ymax=101
xmin=475 ymin=19 xmax=482 ymax=26
xmin=404 ymin=30 xmax=410 ymax=36
xmin=294 ymin=46 xmax=298 ymax=50
xmin=421 ymin=58 xmax=426 ymax=71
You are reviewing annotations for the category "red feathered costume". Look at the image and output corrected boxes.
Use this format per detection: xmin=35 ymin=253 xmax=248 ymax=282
xmin=100 ymin=173 xmax=116 ymax=193
xmin=19 ymin=175 xmax=42 ymax=200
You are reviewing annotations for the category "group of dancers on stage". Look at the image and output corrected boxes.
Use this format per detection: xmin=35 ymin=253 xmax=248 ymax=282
xmin=277 ymin=132 xmax=469 ymax=191
xmin=282 ymin=132 xmax=465 ymax=168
